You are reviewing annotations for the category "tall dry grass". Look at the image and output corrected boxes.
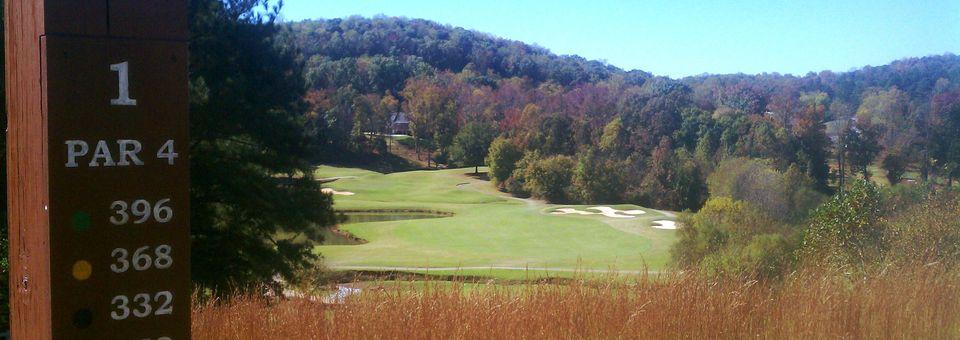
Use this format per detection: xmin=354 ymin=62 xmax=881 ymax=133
xmin=192 ymin=267 xmax=960 ymax=339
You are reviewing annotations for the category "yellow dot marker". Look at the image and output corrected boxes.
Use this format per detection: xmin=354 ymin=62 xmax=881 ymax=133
xmin=72 ymin=260 xmax=92 ymax=281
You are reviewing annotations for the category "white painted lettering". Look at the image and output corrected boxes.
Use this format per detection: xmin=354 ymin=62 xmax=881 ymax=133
xmin=65 ymin=140 xmax=89 ymax=168
xmin=117 ymin=139 xmax=144 ymax=166
xmin=89 ymin=140 xmax=116 ymax=167
xmin=110 ymin=61 xmax=137 ymax=106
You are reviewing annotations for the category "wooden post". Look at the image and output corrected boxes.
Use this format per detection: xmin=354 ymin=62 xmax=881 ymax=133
xmin=5 ymin=1 xmax=191 ymax=338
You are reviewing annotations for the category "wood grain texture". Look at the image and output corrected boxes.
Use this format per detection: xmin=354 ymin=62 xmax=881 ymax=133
xmin=108 ymin=0 xmax=188 ymax=40
xmin=8 ymin=1 xmax=192 ymax=338
xmin=45 ymin=37 xmax=192 ymax=339
xmin=42 ymin=0 xmax=106 ymax=36
xmin=5 ymin=0 xmax=53 ymax=339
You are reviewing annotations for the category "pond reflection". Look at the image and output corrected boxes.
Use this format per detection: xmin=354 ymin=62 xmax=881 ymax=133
xmin=343 ymin=212 xmax=450 ymax=224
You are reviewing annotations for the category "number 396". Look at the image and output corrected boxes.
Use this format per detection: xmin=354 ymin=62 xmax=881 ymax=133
xmin=110 ymin=198 xmax=173 ymax=225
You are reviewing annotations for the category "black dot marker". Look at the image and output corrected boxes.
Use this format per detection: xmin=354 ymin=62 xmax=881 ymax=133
xmin=73 ymin=308 xmax=93 ymax=329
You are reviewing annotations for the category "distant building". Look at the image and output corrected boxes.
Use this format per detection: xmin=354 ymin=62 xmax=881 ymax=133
xmin=389 ymin=112 xmax=411 ymax=135
xmin=825 ymin=116 xmax=858 ymax=143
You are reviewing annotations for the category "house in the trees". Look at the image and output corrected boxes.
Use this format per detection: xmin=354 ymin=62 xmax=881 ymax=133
xmin=389 ymin=112 xmax=411 ymax=135
xmin=825 ymin=116 xmax=859 ymax=143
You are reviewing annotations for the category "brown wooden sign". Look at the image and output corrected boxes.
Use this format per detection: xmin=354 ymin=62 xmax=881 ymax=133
xmin=6 ymin=1 xmax=191 ymax=339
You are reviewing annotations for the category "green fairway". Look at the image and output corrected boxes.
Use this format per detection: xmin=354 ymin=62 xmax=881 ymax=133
xmin=314 ymin=166 xmax=677 ymax=278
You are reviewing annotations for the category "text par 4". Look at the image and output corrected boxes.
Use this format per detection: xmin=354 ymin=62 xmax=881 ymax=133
xmin=64 ymin=139 xmax=179 ymax=168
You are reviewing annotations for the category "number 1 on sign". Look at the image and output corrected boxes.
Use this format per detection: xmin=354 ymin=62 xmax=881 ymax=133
xmin=110 ymin=61 xmax=137 ymax=106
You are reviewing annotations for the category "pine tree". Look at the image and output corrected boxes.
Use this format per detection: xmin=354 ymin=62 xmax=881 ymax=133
xmin=189 ymin=0 xmax=336 ymax=293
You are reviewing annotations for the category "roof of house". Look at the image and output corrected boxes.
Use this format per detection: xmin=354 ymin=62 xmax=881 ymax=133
xmin=390 ymin=112 xmax=410 ymax=124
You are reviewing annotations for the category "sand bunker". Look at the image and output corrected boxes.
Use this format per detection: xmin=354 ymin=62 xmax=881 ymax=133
xmin=552 ymin=208 xmax=596 ymax=215
xmin=551 ymin=206 xmax=646 ymax=218
xmin=321 ymin=285 xmax=361 ymax=304
xmin=651 ymin=220 xmax=678 ymax=230
xmin=322 ymin=188 xmax=356 ymax=196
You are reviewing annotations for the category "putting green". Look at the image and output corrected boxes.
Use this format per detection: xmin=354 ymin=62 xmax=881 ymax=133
xmin=314 ymin=166 xmax=677 ymax=278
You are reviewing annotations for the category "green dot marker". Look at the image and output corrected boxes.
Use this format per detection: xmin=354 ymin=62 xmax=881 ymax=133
xmin=72 ymin=211 xmax=91 ymax=232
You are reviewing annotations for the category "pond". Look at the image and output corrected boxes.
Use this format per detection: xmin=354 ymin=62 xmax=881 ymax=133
xmin=342 ymin=211 xmax=451 ymax=224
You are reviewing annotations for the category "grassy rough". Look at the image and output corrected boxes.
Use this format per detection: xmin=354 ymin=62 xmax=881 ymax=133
xmin=194 ymin=267 xmax=960 ymax=339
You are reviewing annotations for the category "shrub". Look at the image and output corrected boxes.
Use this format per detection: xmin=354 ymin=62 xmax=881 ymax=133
xmin=800 ymin=179 xmax=885 ymax=272
xmin=507 ymin=151 xmax=540 ymax=197
xmin=781 ymin=164 xmax=824 ymax=220
xmin=486 ymin=137 xmax=523 ymax=185
xmin=709 ymin=158 xmax=822 ymax=221
xmin=503 ymin=177 xmax=529 ymax=197
xmin=431 ymin=150 xmax=448 ymax=166
xmin=518 ymin=154 xmax=576 ymax=203
xmin=672 ymin=197 xmax=792 ymax=278
xmin=881 ymin=152 xmax=908 ymax=185
xmin=881 ymin=183 xmax=929 ymax=213
xmin=371 ymin=136 xmax=388 ymax=154
xmin=736 ymin=233 xmax=795 ymax=279
xmin=709 ymin=158 xmax=785 ymax=213
xmin=884 ymin=191 xmax=960 ymax=268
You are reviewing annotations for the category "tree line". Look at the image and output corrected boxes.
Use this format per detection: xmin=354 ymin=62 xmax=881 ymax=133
xmin=292 ymin=16 xmax=960 ymax=211
xmin=1 ymin=6 xmax=960 ymax=330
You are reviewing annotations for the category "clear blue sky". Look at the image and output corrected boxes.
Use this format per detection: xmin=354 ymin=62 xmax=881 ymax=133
xmin=277 ymin=0 xmax=960 ymax=78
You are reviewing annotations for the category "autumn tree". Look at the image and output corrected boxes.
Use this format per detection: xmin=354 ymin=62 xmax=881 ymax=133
xmin=618 ymin=79 xmax=688 ymax=157
xmin=377 ymin=92 xmax=400 ymax=132
xmin=449 ymin=122 xmax=497 ymax=173
xmin=709 ymin=158 xmax=822 ymax=220
xmin=599 ymin=116 xmax=626 ymax=155
xmin=313 ymin=85 xmax=360 ymax=153
xmin=931 ymin=90 xmax=960 ymax=185
xmin=349 ymin=93 xmax=376 ymax=151
xmin=572 ymin=148 xmax=625 ymax=203
xmin=843 ymin=122 xmax=882 ymax=179
xmin=856 ymin=87 xmax=912 ymax=151
xmin=401 ymin=74 xmax=463 ymax=166
xmin=717 ymin=81 xmax=763 ymax=116
xmin=530 ymin=113 xmax=576 ymax=155
xmin=794 ymin=92 xmax=832 ymax=190
xmin=401 ymin=76 xmax=445 ymax=159
xmin=632 ymin=138 xmax=705 ymax=210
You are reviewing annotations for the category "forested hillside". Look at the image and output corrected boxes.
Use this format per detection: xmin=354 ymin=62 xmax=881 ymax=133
xmin=290 ymin=16 xmax=960 ymax=212
xmin=0 ymin=5 xmax=957 ymax=334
